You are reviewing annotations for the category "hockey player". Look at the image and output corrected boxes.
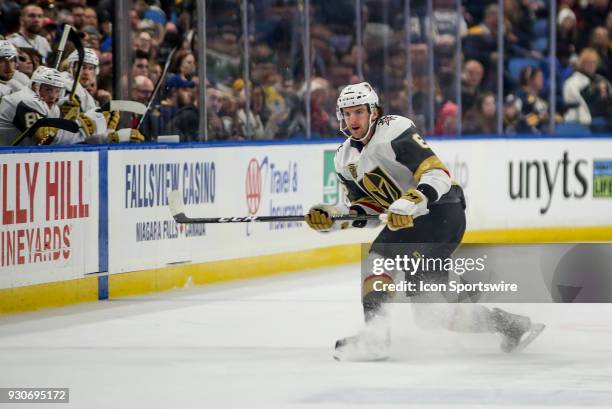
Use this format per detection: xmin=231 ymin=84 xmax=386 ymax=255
xmin=305 ymin=82 xmax=544 ymax=361
xmin=59 ymin=48 xmax=100 ymax=114
xmin=0 ymin=43 xmax=32 ymax=97
xmin=0 ymin=40 xmax=18 ymax=99
xmin=0 ymin=66 xmax=106 ymax=146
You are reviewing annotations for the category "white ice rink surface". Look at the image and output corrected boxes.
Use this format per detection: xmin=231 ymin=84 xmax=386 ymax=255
xmin=1 ymin=264 xmax=612 ymax=409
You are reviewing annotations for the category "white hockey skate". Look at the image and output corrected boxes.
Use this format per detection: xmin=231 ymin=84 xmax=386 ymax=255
xmin=333 ymin=319 xmax=390 ymax=361
xmin=491 ymin=308 xmax=545 ymax=353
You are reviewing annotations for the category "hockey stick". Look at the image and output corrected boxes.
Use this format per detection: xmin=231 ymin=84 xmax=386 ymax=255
xmin=108 ymin=100 xmax=147 ymax=115
xmin=137 ymin=29 xmax=195 ymax=130
xmin=67 ymin=28 xmax=85 ymax=100
xmin=11 ymin=117 xmax=79 ymax=146
xmin=168 ymin=190 xmax=380 ymax=224
xmin=53 ymin=24 xmax=74 ymax=69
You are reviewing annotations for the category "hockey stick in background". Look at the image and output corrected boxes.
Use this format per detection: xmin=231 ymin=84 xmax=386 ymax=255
xmin=101 ymin=100 xmax=147 ymax=115
xmin=138 ymin=29 xmax=195 ymax=130
xmin=11 ymin=117 xmax=79 ymax=146
xmin=168 ymin=190 xmax=380 ymax=224
xmin=67 ymin=27 xmax=85 ymax=100
xmin=53 ymin=24 xmax=74 ymax=69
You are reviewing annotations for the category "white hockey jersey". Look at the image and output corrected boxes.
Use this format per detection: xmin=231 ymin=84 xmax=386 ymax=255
xmin=0 ymin=83 xmax=11 ymax=100
xmin=10 ymin=71 xmax=31 ymax=90
xmin=0 ymin=71 xmax=30 ymax=100
xmin=335 ymin=115 xmax=456 ymax=216
xmin=0 ymin=87 xmax=83 ymax=146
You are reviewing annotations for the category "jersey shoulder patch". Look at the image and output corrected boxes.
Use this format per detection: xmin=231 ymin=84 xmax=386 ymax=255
xmin=371 ymin=115 xmax=416 ymax=145
xmin=376 ymin=115 xmax=399 ymax=127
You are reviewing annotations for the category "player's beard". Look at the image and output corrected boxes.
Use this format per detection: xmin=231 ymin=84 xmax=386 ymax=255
xmin=26 ymin=24 xmax=42 ymax=35
xmin=0 ymin=71 xmax=14 ymax=82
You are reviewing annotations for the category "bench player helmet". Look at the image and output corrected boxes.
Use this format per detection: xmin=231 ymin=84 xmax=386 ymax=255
xmin=66 ymin=48 xmax=100 ymax=75
xmin=31 ymin=66 xmax=65 ymax=89
xmin=336 ymin=82 xmax=380 ymax=140
xmin=0 ymin=40 xmax=18 ymax=60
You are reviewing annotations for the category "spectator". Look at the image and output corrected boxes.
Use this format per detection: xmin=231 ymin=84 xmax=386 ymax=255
xmin=56 ymin=9 xmax=74 ymax=28
xmin=308 ymin=78 xmax=334 ymax=137
xmin=70 ymin=4 xmax=85 ymax=30
xmin=135 ymin=30 xmax=155 ymax=59
xmin=161 ymin=75 xmax=200 ymax=141
xmin=461 ymin=59 xmax=485 ymax=113
xmin=8 ymin=4 xmax=52 ymax=64
xmin=206 ymin=86 xmax=234 ymax=139
xmin=131 ymin=52 xmax=149 ymax=78
xmin=217 ymin=90 xmax=241 ymax=139
xmin=83 ymin=7 xmax=98 ymax=29
xmin=41 ymin=17 xmax=57 ymax=46
xmin=207 ymin=87 xmax=224 ymax=118
xmin=82 ymin=26 xmax=102 ymax=50
xmin=131 ymin=75 xmax=158 ymax=140
xmin=434 ymin=101 xmax=458 ymax=135
xmin=16 ymin=47 xmax=40 ymax=78
xmin=98 ymin=52 xmax=113 ymax=79
xmin=232 ymin=79 xmax=286 ymax=140
xmin=172 ymin=50 xmax=196 ymax=81
xmin=557 ymin=8 xmax=578 ymax=64
xmin=589 ymin=26 xmax=612 ymax=79
xmin=510 ymin=66 xmax=552 ymax=132
xmin=98 ymin=13 xmax=112 ymax=52
xmin=504 ymin=0 xmax=533 ymax=52
xmin=564 ymin=47 xmax=612 ymax=130
xmin=132 ymin=75 xmax=154 ymax=104
xmin=143 ymin=6 xmax=167 ymax=27
xmin=463 ymin=92 xmax=497 ymax=134
xmin=462 ymin=4 xmax=499 ymax=90
xmin=579 ymin=0 xmax=611 ymax=49
xmin=504 ymin=94 xmax=534 ymax=133
xmin=161 ymin=74 xmax=195 ymax=110
xmin=156 ymin=22 xmax=179 ymax=65
xmin=204 ymin=101 xmax=226 ymax=141
xmin=232 ymin=79 xmax=265 ymax=139
xmin=149 ymin=62 xmax=162 ymax=86
xmin=384 ymin=45 xmax=409 ymax=96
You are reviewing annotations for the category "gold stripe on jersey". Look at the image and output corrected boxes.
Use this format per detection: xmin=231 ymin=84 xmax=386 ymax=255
xmin=413 ymin=155 xmax=448 ymax=182
xmin=358 ymin=166 xmax=402 ymax=208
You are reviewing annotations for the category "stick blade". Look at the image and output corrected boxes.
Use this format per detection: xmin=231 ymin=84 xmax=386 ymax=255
xmin=67 ymin=27 xmax=84 ymax=56
xmin=110 ymin=100 xmax=147 ymax=115
xmin=41 ymin=117 xmax=79 ymax=133
xmin=168 ymin=190 xmax=185 ymax=221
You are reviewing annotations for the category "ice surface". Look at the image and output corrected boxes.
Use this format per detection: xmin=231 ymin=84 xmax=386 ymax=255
xmin=1 ymin=264 xmax=611 ymax=409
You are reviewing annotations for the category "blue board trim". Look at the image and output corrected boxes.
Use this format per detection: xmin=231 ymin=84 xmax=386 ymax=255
xmin=2 ymin=133 xmax=612 ymax=155
xmin=98 ymin=148 xmax=109 ymax=300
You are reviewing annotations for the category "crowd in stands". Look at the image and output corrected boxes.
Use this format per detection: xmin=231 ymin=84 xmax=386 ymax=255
xmin=0 ymin=0 xmax=610 ymax=145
